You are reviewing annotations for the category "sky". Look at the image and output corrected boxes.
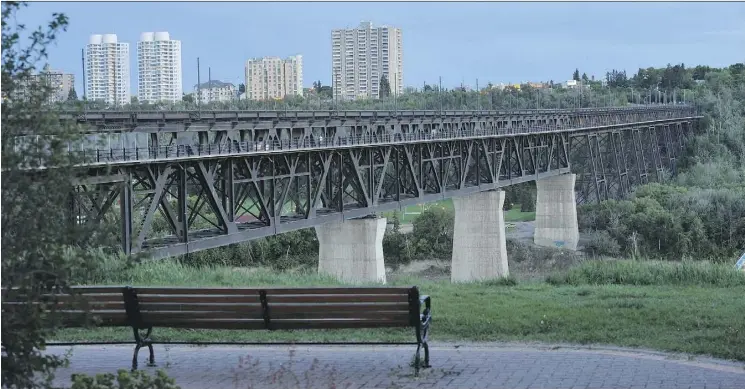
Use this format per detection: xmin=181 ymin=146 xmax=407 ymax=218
xmin=15 ymin=1 xmax=745 ymax=95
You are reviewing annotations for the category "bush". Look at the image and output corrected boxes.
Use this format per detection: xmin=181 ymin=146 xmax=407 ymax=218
xmin=506 ymin=239 xmax=585 ymax=265
xmin=578 ymin=184 xmax=745 ymax=261
xmin=71 ymin=369 xmax=180 ymax=389
xmin=584 ymin=231 xmax=621 ymax=257
xmin=546 ymin=260 xmax=745 ymax=287
xmin=409 ymin=207 xmax=454 ymax=260
xmin=179 ymin=228 xmax=319 ymax=270
xmin=383 ymin=213 xmax=414 ymax=268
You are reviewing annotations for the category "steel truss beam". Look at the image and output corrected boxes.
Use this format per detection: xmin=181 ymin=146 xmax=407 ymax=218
xmin=69 ymin=118 xmax=696 ymax=259
xmin=569 ymin=120 xmax=692 ymax=205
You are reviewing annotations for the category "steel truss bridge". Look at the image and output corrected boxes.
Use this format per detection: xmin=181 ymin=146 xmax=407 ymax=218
xmin=52 ymin=106 xmax=700 ymax=259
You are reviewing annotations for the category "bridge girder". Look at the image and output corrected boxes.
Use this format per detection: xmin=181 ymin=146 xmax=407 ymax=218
xmin=58 ymin=111 xmax=699 ymax=260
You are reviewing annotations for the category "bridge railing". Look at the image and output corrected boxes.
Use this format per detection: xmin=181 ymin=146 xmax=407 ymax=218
xmin=12 ymin=107 xmax=696 ymax=168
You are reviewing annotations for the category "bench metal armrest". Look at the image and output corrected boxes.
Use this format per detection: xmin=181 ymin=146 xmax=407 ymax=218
xmin=419 ymin=295 xmax=431 ymax=326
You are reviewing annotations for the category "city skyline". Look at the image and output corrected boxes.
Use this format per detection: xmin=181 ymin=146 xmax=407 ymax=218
xmin=17 ymin=2 xmax=745 ymax=97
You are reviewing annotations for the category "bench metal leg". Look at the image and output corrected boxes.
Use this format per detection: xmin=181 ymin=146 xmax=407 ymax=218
xmin=131 ymin=327 xmax=154 ymax=371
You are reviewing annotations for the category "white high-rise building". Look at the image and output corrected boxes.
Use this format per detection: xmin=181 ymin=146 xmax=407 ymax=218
xmin=332 ymin=21 xmax=403 ymax=101
xmin=244 ymin=55 xmax=303 ymax=101
xmin=137 ymin=32 xmax=182 ymax=104
xmin=85 ymin=34 xmax=130 ymax=105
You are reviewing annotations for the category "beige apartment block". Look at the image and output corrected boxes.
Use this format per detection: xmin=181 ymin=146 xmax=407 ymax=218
xmin=332 ymin=21 xmax=403 ymax=101
xmin=244 ymin=55 xmax=303 ymax=101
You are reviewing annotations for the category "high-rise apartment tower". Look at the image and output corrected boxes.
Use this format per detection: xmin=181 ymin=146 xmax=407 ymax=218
xmin=137 ymin=32 xmax=183 ymax=104
xmin=85 ymin=34 xmax=130 ymax=105
xmin=331 ymin=21 xmax=403 ymax=100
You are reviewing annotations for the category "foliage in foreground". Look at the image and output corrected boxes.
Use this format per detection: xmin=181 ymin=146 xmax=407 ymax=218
xmin=70 ymin=370 xmax=180 ymax=389
xmin=1 ymin=3 xmax=125 ymax=388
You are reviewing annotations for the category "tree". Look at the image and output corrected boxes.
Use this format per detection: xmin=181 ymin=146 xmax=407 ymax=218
xmin=2 ymin=2 xmax=119 ymax=387
xmin=379 ymin=74 xmax=391 ymax=99
xmin=238 ymin=83 xmax=245 ymax=95
xmin=67 ymin=86 xmax=77 ymax=101
xmin=573 ymin=69 xmax=581 ymax=81
xmin=182 ymin=93 xmax=194 ymax=104
xmin=582 ymin=72 xmax=589 ymax=83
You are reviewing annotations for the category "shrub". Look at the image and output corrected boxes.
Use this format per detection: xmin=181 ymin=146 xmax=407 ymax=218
xmin=71 ymin=369 xmax=180 ymax=389
xmin=506 ymin=239 xmax=585 ymax=265
xmin=584 ymin=231 xmax=622 ymax=257
xmin=383 ymin=213 xmax=414 ymax=268
xmin=409 ymin=207 xmax=454 ymax=260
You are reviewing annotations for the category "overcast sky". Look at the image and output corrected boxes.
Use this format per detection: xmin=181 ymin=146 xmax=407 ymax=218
xmin=16 ymin=1 xmax=745 ymax=94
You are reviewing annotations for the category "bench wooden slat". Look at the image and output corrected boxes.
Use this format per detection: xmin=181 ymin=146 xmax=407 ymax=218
xmin=143 ymin=319 xmax=266 ymax=330
xmin=265 ymin=287 xmax=411 ymax=295
xmin=268 ymin=311 xmax=411 ymax=321
xmin=269 ymin=302 xmax=410 ymax=314
xmin=3 ymin=294 xmax=123 ymax=304
xmin=267 ymin=294 xmax=408 ymax=304
xmin=123 ymin=287 xmax=411 ymax=295
xmin=138 ymin=303 xmax=263 ymax=313
xmin=270 ymin=319 xmax=410 ymax=330
xmin=137 ymin=295 xmax=261 ymax=304
xmin=140 ymin=318 xmax=409 ymax=330
xmin=141 ymin=311 xmax=264 ymax=321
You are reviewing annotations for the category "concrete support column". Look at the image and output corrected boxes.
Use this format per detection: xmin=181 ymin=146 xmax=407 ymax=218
xmin=315 ymin=217 xmax=387 ymax=284
xmin=534 ymin=174 xmax=579 ymax=250
xmin=451 ymin=190 xmax=509 ymax=282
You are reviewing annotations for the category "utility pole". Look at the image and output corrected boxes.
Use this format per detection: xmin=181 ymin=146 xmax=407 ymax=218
xmin=81 ymin=48 xmax=86 ymax=107
xmin=476 ymin=78 xmax=480 ymax=111
xmin=439 ymin=76 xmax=443 ymax=114
xmin=197 ymin=57 xmax=201 ymax=111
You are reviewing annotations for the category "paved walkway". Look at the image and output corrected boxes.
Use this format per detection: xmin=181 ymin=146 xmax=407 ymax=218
xmin=48 ymin=343 xmax=745 ymax=389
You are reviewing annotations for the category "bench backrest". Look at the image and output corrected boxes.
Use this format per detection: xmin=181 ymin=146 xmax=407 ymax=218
xmin=2 ymin=286 xmax=129 ymax=327
xmin=3 ymin=286 xmax=423 ymax=331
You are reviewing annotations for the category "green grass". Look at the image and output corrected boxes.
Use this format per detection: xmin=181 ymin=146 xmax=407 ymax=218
xmin=504 ymin=206 xmax=536 ymax=222
xmin=55 ymin=260 xmax=745 ymax=361
xmin=382 ymin=200 xmax=535 ymax=224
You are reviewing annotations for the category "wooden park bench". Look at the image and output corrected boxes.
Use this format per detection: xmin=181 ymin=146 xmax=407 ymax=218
xmin=2 ymin=286 xmax=432 ymax=373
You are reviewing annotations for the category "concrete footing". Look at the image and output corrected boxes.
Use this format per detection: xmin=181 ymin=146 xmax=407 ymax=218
xmin=451 ymin=190 xmax=509 ymax=282
xmin=534 ymin=174 xmax=579 ymax=250
xmin=315 ymin=217 xmax=387 ymax=284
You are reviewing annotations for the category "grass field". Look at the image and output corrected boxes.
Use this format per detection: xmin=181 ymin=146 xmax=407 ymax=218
xmin=382 ymin=199 xmax=536 ymax=224
xmin=55 ymin=260 xmax=745 ymax=361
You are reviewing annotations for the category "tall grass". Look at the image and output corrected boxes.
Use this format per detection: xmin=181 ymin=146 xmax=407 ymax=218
xmin=546 ymin=259 xmax=745 ymax=287
xmin=84 ymin=259 xmax=341 ymax=287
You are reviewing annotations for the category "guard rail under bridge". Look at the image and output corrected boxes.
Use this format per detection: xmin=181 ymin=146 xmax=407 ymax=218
xmin=54 ymin=106 xmax=700 ymax=259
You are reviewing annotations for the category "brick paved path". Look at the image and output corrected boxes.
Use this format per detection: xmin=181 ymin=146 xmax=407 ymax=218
xmin=48 ymin=343 xmax=745 ymax=389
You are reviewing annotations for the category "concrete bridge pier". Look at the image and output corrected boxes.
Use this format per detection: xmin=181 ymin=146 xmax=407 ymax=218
xmin=534 ymin=174 xmax=579 ymax=250
xmin=451 ymin=190 xmax=509 ymax=282
xmin=315 ymin=217 xmax=387 ymax=284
